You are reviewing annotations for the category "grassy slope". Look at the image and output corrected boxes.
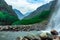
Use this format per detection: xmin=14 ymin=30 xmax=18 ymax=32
xmin=0 ymin=11 xmax=19 ymax=25
xmin=0 ymin=10 xmax=51 ymax=25
xmin=12 ymin=10 xmax=51 ymax=25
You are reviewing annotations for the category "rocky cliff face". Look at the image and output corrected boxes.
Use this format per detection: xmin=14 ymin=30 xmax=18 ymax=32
xmin=0 ymin=0 xmax=17 ymax=17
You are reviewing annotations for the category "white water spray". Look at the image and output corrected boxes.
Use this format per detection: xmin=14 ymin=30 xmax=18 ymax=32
xmin=46 ymin=0 xmax=60 ymax=32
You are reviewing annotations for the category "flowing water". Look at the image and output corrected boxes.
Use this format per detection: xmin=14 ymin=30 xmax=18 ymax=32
xmin=0 ymin=31 xmax=42 ymax=40
xmin=0 ymin=0 xmax=60 ymax=40
xmin=46 ymin=0 xmax=60 ymax=32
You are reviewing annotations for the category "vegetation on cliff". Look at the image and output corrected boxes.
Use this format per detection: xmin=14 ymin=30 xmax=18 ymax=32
xmin=0 ymin=0 xmax=54 ymax=25
xmin=0 ymin=0 xmax=19 ymax=25
xmin=12 ymin=10 xmax=51 ymax=25
xmin=0 ymin=11 xmax=19 ymax=25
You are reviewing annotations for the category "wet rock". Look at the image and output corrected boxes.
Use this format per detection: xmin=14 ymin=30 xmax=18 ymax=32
xmin=51 ymin=30 xmax=58 ymax=35
xmin=16 ymin=37 xmax=20 ymax=40
xmin=22 ymin=33 xmax=41 ymax=40
xmin=39 ymin=32 xmax=53 ymax=40
xmin=33 ymin=38 xmax=40 ymax=40
xmin=53 ymin=36 xmax=60 ymax=40
xmin=22 ymin=36 xmax=31 ymax=40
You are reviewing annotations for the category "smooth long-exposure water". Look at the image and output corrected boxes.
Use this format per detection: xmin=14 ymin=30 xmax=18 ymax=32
xmin=46 ymin=0 xmax=60 ymax=32
xmin=0 ymin=31 xmax=41 ymax=40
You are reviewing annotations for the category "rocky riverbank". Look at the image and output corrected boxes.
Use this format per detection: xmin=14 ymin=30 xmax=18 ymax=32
xmin=0 ymin=20 xmax=48 ymax=31
xmin=16 ymin=30 xmax=60 ymax=40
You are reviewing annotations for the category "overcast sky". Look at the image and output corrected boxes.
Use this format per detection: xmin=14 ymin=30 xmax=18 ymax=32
xmin=5 ymin=0 xmax=52 ymax=14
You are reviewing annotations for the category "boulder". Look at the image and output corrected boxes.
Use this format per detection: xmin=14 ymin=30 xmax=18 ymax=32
xmin=22 ymin=36 xmax=31 ymax=40
xmin=22 ymin=33 xmax=41 ymax=40
xmin=39 ymin=32 xmax=53 ymax=40
xmin=51 ymin=30 xmax=58 ymax=35
xmin=53 ymin=36 xmax=60 ymax=40
xmin=16 ymin=37 xmax=20 ymax=40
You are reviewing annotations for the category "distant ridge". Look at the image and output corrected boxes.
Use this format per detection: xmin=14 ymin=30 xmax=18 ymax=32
xmin=14 ymin=9 xmax=24 ymax=19
xmin=24 ymin=1 xmax=54 ymax=19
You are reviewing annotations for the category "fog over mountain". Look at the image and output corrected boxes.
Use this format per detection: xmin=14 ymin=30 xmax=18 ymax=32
xmin=5 ymin=0 xmax=52 ymax=15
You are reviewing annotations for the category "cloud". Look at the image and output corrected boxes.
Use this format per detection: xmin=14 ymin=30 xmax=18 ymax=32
xmin=5 ymin=0 xmax=52 ymax=14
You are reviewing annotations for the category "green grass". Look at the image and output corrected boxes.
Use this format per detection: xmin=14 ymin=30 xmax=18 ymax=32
xmin=0 ymin=10 xmax=51 ymax=25
xmin=0 ymin=11 xmax=19 ymax=25
xmin=12 ymin=10 xmax=51 ymax=25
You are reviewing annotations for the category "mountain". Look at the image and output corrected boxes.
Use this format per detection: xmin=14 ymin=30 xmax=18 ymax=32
xmin=0 ymin=0 xmax=19 ymax=25
xmin=12 ymin=0 xmax=57 ymax=25
xmin=25 ymin=12 xmax=31 ymax=16
xmin=14 ymin=9 xmax=24 ymax=19
xmin=0 ymin=0 xmax=17 ymax=17
xmin=24 ymin=0 xmax=55 ymax=19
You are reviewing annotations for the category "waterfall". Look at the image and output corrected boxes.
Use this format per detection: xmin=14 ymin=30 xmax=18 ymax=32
xmin=46 ymin=0 xmax=60 ymax=32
